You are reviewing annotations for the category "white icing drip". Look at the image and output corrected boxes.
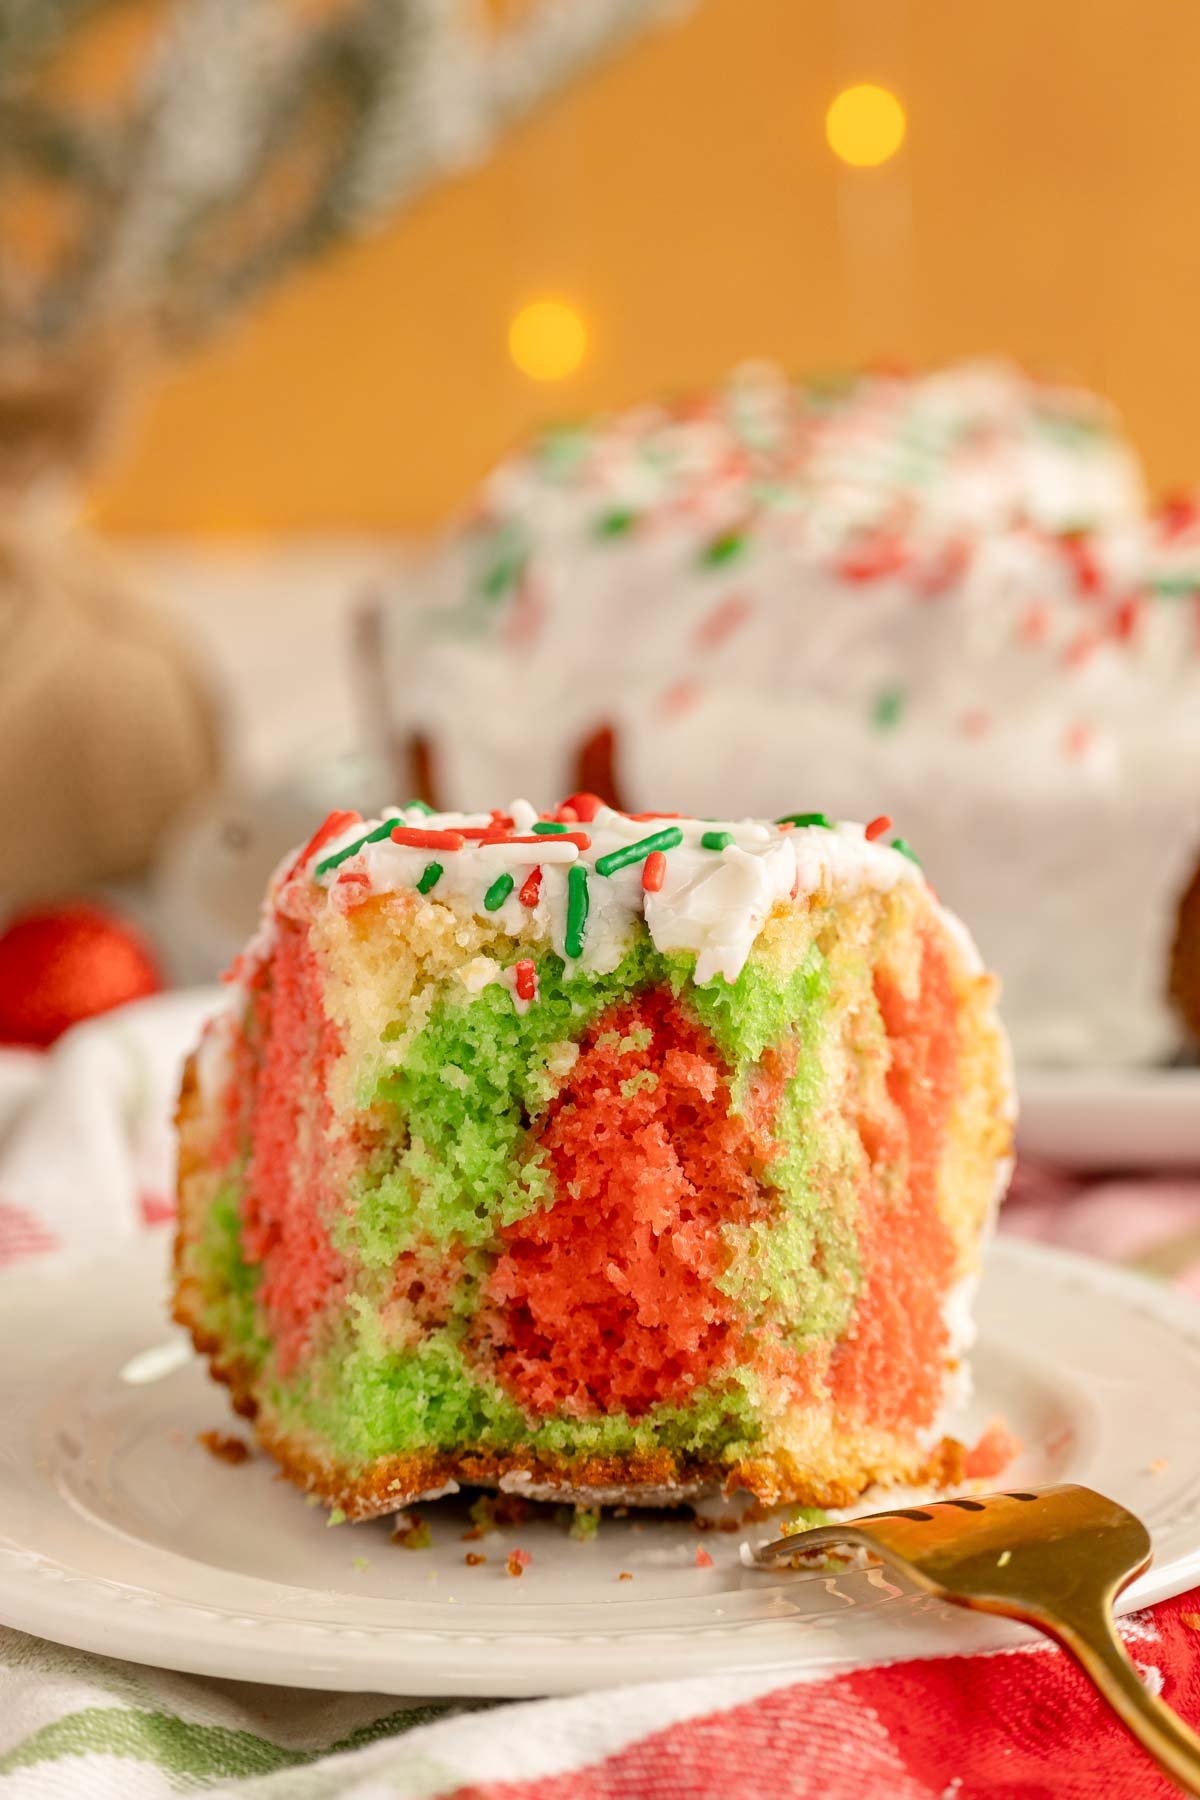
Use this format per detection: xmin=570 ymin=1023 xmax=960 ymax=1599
xmin=303 ymin=802 xmax=922 ymax=988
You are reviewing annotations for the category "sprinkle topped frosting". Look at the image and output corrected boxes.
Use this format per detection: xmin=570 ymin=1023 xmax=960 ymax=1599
xmin=288 ymin=798 xmax=923 ymax=988
xmin=363 ymin=360 xmax=1200 ymax=1066
xmin=381 ymin=361 xmax=1200 ymax=779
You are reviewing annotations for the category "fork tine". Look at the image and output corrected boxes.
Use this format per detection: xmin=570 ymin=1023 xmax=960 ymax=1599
xmin=752 ymin=1484 xmax=1200 ymax=1798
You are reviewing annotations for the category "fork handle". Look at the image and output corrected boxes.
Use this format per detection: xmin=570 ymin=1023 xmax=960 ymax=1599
xmin=1042 ymin=1598 xmax=1200 ymax=1797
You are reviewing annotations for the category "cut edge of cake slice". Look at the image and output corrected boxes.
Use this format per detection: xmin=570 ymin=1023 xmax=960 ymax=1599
xmin=172 ymin=797 xmax=1014 ymax=1518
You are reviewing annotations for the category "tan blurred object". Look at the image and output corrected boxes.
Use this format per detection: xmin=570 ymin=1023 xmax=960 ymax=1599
xmin=0 ymin=344 xmax=136 ymax=499
xmin=0 ymin=324 xmax=219 ymax=898
xmin=0 ymin=501 xmax=219 ymax=902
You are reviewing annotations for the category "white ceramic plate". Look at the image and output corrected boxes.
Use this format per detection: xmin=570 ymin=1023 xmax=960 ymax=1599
xmin=1018 ymin=1066 xmax=1200 ymax=1168
xmin=2 ymin=1236 xmax=1199 ymax=1698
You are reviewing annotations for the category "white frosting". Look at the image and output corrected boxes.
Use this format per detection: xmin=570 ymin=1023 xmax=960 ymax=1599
xmin=306 ymin=803 xmax=922 ymax=988
xmin=369 ymin=360 xmax=1200 ymax=1066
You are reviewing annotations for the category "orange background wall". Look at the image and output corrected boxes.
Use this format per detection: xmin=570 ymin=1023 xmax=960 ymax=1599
xmin=87 ymin=0 xmax=1200 ymax=534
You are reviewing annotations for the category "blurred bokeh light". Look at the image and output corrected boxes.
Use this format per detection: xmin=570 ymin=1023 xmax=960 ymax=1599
xmin=825 ymin=84 xmax=907 ymax=168
xmin=508 ymin=300 xmax=588 ymax=383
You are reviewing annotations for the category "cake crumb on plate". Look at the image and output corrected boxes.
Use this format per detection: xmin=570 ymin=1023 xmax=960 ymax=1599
xmin=196 ymin=1430 xmax=250 ymax=1466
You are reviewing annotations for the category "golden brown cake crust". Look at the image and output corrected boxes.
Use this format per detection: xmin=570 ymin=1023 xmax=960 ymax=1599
xmin=174 ymin=1237 xmax=966 ymax=1518
xmin=242 ymin=1431 xmax=966 ymax=1522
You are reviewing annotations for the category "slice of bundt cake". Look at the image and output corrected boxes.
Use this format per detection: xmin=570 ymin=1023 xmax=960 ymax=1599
xmin=173 ymin=797 xmax=1013 ymax=1519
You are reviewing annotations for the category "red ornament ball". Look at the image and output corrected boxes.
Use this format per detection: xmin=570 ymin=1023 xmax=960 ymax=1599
xmin=0 ymin=903 xmax=163 ymax=1049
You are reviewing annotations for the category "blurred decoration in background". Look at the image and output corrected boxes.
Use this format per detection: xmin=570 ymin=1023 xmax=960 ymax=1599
xmin=0 ymin=0 xmax=691 ymax=903
xmin=0 ymin=900 xmax=161 ymax=1047
xmin=508 ymin=296 xmax=588 ymax=382
xmin=0 ymin=0 xmax=690 ymax=373
xmin=824 ymin=82 xmax=906 ymax=168
xmin=75 ymin=0 xmax=1200 ymax=533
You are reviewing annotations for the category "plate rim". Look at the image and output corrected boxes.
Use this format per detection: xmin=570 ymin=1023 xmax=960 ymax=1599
xmin=1016 ymin=1060 xmax=1200 ymax=1168
xmin=2 ymin=1234 xmax=1200 ymax=1696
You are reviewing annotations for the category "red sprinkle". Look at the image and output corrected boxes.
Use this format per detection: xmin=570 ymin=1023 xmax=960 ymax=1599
xmin=389 ymin=827 xmax=466 ymax=851
xmin=660 ymin=680 xmax=701 ymax=718
xmin=629 ymin=812 xmax=683 ymax=821
xmin=864 ymin=815 xmax=892 ymax=842
xmin=1018 ymin=601 xmax=1051 ymax=645
xmin=559 ymin=792 xmax=604 ymax=823
xmin=503 ymin=833 xmax=592 ymax=851
xmin=695 ymin=1546 xmax=714 ymax=1569
xmin=1161 ymin=493 xmax=1200 ymax=539
xmin=642 ymin=851 xmax=667 ymax=893
xmin=693 ymin=593 xmax=753 ymax=651
xmin=514 ymin=959 xmax=536 ymax=1002
xmin=1063 ymin=631 xmax=1098 ymax=670
xmin=915 ymin=535 xmax=971 ymax=598
xmin=557 ymin=805 xmax=579 ymax=823
xmin=519 ymin=868 xmax=543 ymax=908
xmin=289 ymin=810 xmax=361 ymax=879
xmin=837 ymin=531 xmax=909 ymax=584
xmin=962 ymin=1419 xmax=1021 ymax=1480
xmin=1058 ymin=532 xmax=1103 ymax=597
xmin=1112 ymin=595 xmax=1141 ymax=642
xmin=506 ymin=1548 xmax=532 ymax=1578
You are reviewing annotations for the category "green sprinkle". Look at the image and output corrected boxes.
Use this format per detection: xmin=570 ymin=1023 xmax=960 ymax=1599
xmin=537 ymin=424 xmax=591 ymax=477
xmin=481 ymin=539 xmax=528 ymax=598
xmin=701 ymin=830 xmax=734 ymax=851
xmin=402 ymin=798 xmax=434 ymax=814
xmin=872 ymin=687 xmax=906 ymax=731
xmin=776 ymin=813 xmax=832 ymax=830
xmin=314 ymin=817 xmax=396 ymax=878
xmin=595 ymin=507 xmax=638 ymax=538
xmin=701 ymin=529 xmax=747 ymax=568
xmin=565 ymin=863 xmax=590 ymax=958
xmin=327 ymin=1507 xmax=346 ymax=1527
xmin=1151 ymin=573 xmax=1200 ymax=598
xmin=484 ymin=874 xmax=515 ymax=911
xmin=417 ymin=862 xmax=443 ymax=894
xmin=532 ymin=821 xmax=569 ymax=834
xmin=595 ymin=826 xmax=685 ymax=876
xmin=891 ymin=836 xmax=921 ymax=866
xmin=1035 ymin=409 xmax=1106 ymax=448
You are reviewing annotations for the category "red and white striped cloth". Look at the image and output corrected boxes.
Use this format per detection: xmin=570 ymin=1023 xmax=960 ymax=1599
xmin=4 ymin=993 xmax=1200 ymax=1798
xmin=432 ymin=1602 xmax=1200 ymax=1798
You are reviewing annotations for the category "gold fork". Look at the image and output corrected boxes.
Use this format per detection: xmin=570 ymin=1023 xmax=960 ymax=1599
xmin=755 ymin=1483 xmax=1200 ymax=1795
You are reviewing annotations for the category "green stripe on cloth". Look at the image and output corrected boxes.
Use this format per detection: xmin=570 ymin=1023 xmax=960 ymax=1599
xmin=0 ymin=1708 xmax=307 ymax=1782
xmin=326 ymin=1706 xmax=462 ymax=1755
xmin=0 ymin=1702 xmax=464 ymax=1785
